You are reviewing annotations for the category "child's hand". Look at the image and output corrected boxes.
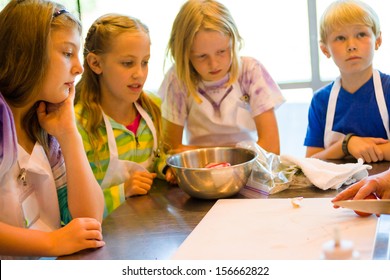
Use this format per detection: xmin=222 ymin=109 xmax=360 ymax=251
xmin=48 ymin=217 xmax=105 ymax=256
xmin=124 ymin=171 xmax=157 ymax=198
xmin=36 ymin=86 xmax=78 ymax=141
xmin=165 ymin=167 xmax=177 ymax=185
xmin=348 ymin=136 xmax=387 ymax=163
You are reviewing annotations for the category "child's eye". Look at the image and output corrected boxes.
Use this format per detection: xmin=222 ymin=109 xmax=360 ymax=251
xmin=122 ymin=61 xmax=134 ymax=67
xmin=63 ymin=52 xmax=73 ymax=58
xmin=334 ymin=35 xmax=345 ymax=42
xmin=357 ymin=32 xmax=367 ymax=38
xmin=142 ymin=60 xmax=149 ymax=67
xmin=196 ymin=54 xmax=207 ymax=59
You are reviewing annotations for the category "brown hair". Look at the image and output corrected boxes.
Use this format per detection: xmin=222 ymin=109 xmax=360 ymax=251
xmin=0 ymin=0 xmax=81 ymax=151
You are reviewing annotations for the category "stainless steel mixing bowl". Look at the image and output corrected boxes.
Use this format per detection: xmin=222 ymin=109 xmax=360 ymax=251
xmin=166 ymin=147 xmax=257 ymax=199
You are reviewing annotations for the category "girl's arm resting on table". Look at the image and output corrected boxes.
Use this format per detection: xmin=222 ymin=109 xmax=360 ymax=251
xmin=0 ymin=218 xmax=104 ymax=257
xmin=254 ymin=109 xmax=280 ymax=155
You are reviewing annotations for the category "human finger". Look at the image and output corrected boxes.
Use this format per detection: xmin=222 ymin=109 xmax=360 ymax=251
xmin=36 ymin=102 xmax=47 ymax=120
xmin=371 ymin=137 xmax=389 ymax=145
xmin=373 ymin=145 xmax=384 ymax=161
xmin=133 ymin=172 xmax=156 ymax=183
xmin=359 ymin=150 xmax=373 ymax=163
xmin=83 ymin=228 xmax=104 ymax=242
xmin=166 ymin=169 xmax=177 ymax=184
xmin=366 ymin=147 xmax=379 ymax=163
xmin=332 ymin=182 xmax=364 ymax=202
xmin=126 ymin=185 xmax=149 ymax=197
xmin=80 ymin=217 xmax=103 ymax=232
xmin=352 ymin=183 xmax=377 ymax=200
xmin=83 ymin=239 xmax=106 ymax=249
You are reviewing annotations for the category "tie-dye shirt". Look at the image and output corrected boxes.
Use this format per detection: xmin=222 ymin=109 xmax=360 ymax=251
xmin=158 ymin=56 xmax=285 ymax=146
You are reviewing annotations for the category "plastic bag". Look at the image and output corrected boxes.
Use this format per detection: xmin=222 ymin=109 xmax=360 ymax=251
xmin=236 ymin=141 xmax=311 ymax=194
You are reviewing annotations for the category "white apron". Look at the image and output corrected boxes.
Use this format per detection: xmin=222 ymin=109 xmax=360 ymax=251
xmin=324 ymin=70 xmax=390 ymax=148
xmin=100 ymin=102 xmax=158 ymax=189
xmin=0 ymin=143 xmax=61 ymax=232
xmin=186 ymin=81 xmax=257 ymax=146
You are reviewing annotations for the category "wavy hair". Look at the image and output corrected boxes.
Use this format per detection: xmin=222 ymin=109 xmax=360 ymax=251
xmin=75 ymin=14 xmax=162 ymax=162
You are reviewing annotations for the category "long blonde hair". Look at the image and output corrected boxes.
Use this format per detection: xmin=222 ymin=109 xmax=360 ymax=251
xmin=320 ymin=0 xmax=381 ymax=44
xmin=0 ymin=0 xmax=81 ymax=152
xmin=75 ymin=14 xmax=162 ymax=160
xmin=166 ymin=0 xmax=243 ymax=101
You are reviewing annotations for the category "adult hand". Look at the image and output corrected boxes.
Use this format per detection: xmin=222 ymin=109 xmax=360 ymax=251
xmin=332 ymin=169 xmax=390 ymax=204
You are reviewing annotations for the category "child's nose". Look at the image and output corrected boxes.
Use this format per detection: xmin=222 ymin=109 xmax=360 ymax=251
xmin=132 ymin=64 xmax=145 ymax=79
xmin=347 ymin=39 xmax=357 ymax=52
xmin=73 ymin=58 xmax=84 ymax=75
xmin=208 ymin=56 xmax=218 ymax=68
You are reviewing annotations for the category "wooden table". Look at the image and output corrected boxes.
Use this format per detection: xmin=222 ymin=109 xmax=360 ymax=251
xmin=59 ymin=161 xmax=390 ymax=260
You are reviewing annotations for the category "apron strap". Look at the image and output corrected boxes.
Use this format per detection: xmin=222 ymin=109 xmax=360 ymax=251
xmin=324 ymin=77 xmax=341 ymax=147
xmin=102 ymin=112 xmax=119 ymax=158
xmin=134 ymin=101 xmax=158 ymax=152
xmin=373 ymin=70 xmax=390 ymax=139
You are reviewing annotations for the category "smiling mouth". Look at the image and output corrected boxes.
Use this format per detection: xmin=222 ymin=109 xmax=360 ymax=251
xmin=128 ymin=84 xmax=143 ymax=90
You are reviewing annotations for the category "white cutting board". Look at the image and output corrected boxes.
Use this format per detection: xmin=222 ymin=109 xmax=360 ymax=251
xmin=172 ymin=198 xmax=377 ymax=260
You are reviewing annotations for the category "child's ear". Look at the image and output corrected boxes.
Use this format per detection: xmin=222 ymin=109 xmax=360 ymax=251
xmin=87 ymin=53 xmax=103 ymax=74
xmin=375 ymin=32 xmax=382 ymax=50
xmin=320 ymin=43 xmax=331 ymax=58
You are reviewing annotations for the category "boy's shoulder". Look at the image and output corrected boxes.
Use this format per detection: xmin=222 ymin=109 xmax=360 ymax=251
xmin=379 ymin=71 xmax=390 ymax=86
xmin=314 ymin=81 xmax=333 ymax=95
xmin=311 ymin=82 xmax=334 ymax=103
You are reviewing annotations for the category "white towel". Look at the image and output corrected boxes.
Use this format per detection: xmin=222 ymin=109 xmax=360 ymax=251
xmin=280 ymin=155 xmax=372 ymax=190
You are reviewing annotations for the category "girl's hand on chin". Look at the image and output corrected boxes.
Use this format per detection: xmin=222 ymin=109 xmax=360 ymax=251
xmin=36 ymin=86 xmax=77 ymax=139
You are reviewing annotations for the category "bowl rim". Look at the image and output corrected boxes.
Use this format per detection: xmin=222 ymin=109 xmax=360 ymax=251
xmin=166 ymin=146 xmax=258 ymax=170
